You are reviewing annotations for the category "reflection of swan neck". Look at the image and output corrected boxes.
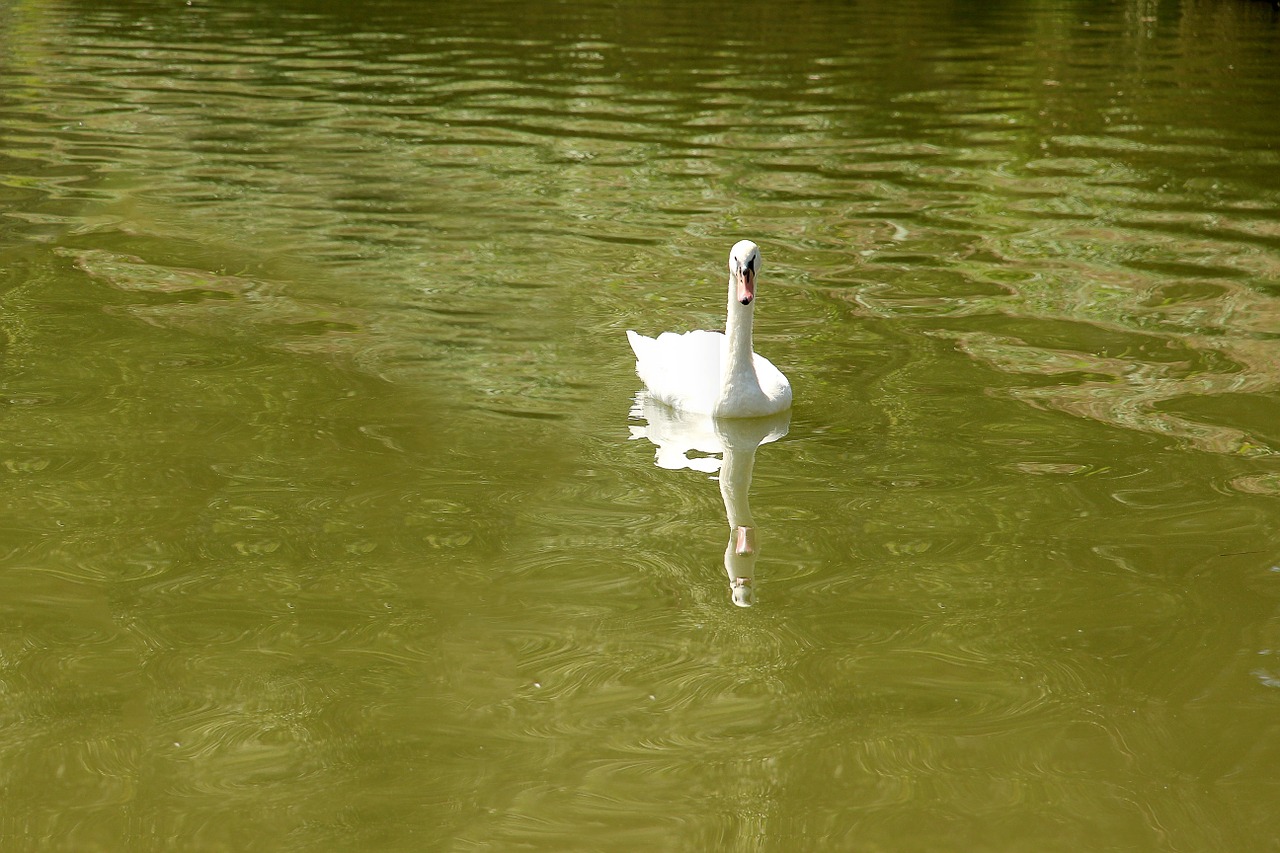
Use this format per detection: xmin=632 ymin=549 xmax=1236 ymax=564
xmin=719 ymin=442 xmax=756 ymax=530
xmin=717 ymin=422 xmax=770 ymax=608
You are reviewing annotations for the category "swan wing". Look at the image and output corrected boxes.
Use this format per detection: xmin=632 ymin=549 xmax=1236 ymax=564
xmin=627 ymin=329 xmax=723 ymax=414
xmin=752 ymin=352 xmax=793 ymax=412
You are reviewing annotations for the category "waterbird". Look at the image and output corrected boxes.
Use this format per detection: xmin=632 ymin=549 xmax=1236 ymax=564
xmin=626 ymin=240 xmax=792 ymax=418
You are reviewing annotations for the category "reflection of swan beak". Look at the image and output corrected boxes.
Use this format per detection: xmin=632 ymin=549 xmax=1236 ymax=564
xmin=727 ymin=525 xmax=757 ymax=607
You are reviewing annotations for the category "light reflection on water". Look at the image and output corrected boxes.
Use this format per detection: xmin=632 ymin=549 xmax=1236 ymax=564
xmin=630 ymin=392 xmax=792 ymax=607
xmin=1 ymin=0 xmax=1279 ymax=849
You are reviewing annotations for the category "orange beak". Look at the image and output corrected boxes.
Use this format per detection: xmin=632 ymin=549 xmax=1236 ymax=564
xmin=737 ymin=267 xmax=755 ymax=305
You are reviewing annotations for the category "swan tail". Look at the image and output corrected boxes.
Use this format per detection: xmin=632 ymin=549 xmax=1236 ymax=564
xmin=626 ymin=329 xmax=655 ymax=362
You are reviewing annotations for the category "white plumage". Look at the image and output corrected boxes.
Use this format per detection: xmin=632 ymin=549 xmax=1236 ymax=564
xmin=626 ymin=240 xmax=792 ymax=418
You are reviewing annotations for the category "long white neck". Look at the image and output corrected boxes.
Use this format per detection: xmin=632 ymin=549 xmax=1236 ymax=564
xmin=720 ymin=275 xmax=758 ymax=396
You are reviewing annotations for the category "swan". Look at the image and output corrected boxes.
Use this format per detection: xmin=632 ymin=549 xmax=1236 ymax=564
xmin=626 ymin=240 xmax=792 ymax=418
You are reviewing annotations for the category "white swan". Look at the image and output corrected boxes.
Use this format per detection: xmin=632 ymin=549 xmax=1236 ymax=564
xmin=626 ymin=240 xmax=792 ymax=418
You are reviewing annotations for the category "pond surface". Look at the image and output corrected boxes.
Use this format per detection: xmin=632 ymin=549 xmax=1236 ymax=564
xmin=2 ymin=0 xmax=1279 ymax=849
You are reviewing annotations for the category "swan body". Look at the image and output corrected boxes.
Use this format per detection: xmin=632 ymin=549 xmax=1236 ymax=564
xmin=626 ymin=240 xmax=792 ymax=418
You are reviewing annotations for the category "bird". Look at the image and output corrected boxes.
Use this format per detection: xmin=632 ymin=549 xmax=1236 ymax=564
xmin=626 ymin=240 xmax=792 ymax=418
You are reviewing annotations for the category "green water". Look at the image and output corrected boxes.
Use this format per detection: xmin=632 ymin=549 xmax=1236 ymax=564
xmin=2 ymin=0 xmax=1279 ymax=849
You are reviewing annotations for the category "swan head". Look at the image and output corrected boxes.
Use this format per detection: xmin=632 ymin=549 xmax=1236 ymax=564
xmin=728 ymin=240 xmax=761 ymax=306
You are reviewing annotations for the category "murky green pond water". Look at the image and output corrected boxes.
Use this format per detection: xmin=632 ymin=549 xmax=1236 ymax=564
xmin=2 ymin=0 xmax=1279 ymax=849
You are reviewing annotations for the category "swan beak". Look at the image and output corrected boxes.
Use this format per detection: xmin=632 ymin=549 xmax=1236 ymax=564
xmin=733 ymin=526 xmax=756 ymax=556
xmin=737 ymin=267 xmax=755 ymax=306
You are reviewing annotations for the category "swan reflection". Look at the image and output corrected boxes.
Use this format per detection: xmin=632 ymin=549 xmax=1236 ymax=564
xmin=629 ymin=392 xmax=789 ymax=607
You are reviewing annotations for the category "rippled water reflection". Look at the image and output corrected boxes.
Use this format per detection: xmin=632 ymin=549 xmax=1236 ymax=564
xmin=2 ymin=0 xmax=1279 ymax=849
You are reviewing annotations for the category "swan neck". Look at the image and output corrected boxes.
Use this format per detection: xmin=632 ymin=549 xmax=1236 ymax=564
xmin=723 ymin=276 xmax=755 ymax=379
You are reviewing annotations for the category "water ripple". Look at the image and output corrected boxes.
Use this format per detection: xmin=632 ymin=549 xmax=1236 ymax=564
xmin=3 ymin=1 xmax=1280 ymax=849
